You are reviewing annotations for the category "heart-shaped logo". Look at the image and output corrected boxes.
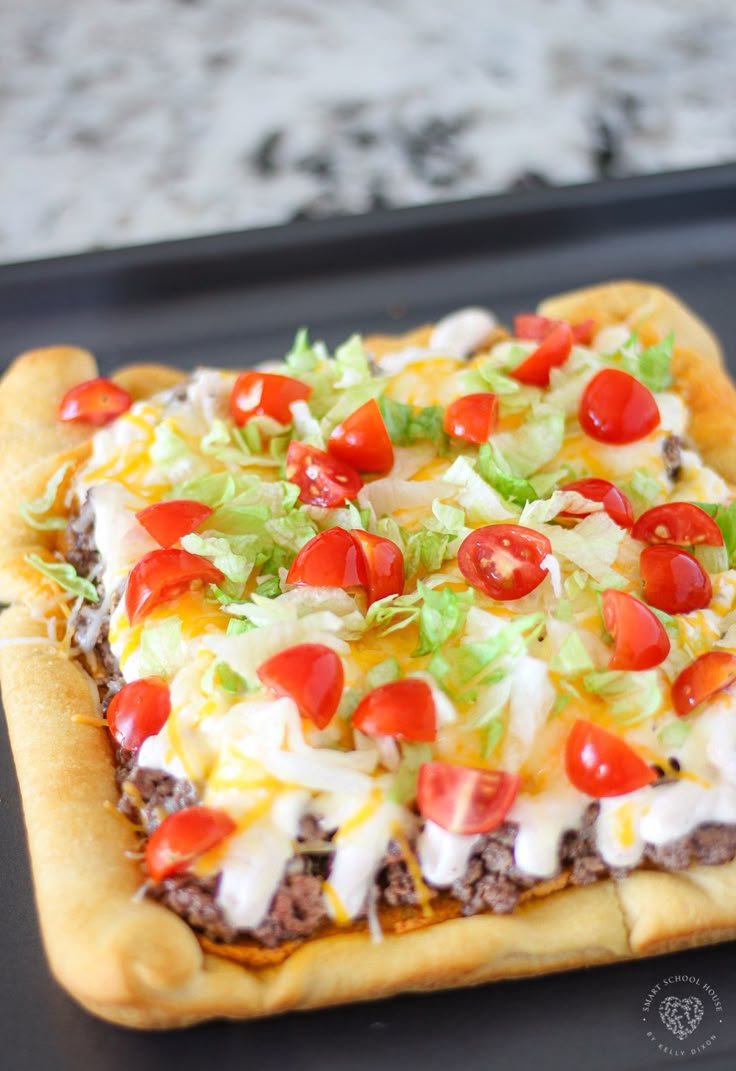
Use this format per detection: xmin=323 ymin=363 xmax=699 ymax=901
xmin=658 ymin=995 xmax=705 ymax=1040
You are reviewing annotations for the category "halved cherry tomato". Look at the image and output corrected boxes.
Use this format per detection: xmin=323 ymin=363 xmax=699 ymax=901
xmin=559 ymin=478 xmax=634 ymax=530
xmin=135 ymin=500 xmax=214 ymax=548
xmin=601 ymin=589 xmax=670 ymax=671
xmin=458 ymin=524 xmax=552 ymax=601
xmin=125 ymin=548 xmax=225 ymax=623
xmin=145 ymin=806 xmax=236 ymax=882
xmin=286 ymin=440 xmax=364 ymax=507
xmin=565 ymin=719 xmax=657 ymax=797
xmin=672 ymin=651 xmax=736 ymax=717
xmin=514 ymin=313 xmax=596 ymax=346
xmin=579 ymin=368 xmax=660 ymax=444
xmin=257 ymin=643 xmax=344 ymax=730
xmin=511 ymin=321 xmax=573 ymax=387
xmin=353 ymin=678 xmax=436 ymax=741
xmin=286 ymin=528 xmax=404 ymax=605
xmin=417 ymin=761 xmax=520 ymax=834
xmin=58 ymin=377 xmax=132 ymax=425
xmin=349 ymin=529 xmax=405 ymax=604
xmin=632 ymin=503 xmax=724 ymax=547
xmin=107 ymin=677 xmax=171 ymax=752
xmin=640 ymin=545 xmax=712 ymax=615
xmin=286 ymin=527 xmax=368 ymax=589
xmin=443 ymin=393 xmax=499 ymax=444
xmin=327 ymin=399 xmax=394 ymax=473
xmin=230 ymin=371 xmax=312 ymax=426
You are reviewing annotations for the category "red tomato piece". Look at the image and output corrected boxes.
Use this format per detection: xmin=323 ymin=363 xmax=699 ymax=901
xmin=257 ymin=643 xmax=344 ymax=729
xmin=443 ymin=393 xmax=499 ymax=444
xmin=327 ymin=399 xmax=394 ymax=473
xmin=145 ymin=806 xmax=236 ymax=882
xmin=565 ymin=719 xmax=657 ymax=797
xmin=58 ymin=377 xmax=132 ymax=425
xmin=511 ymin=322 xmax=573 ymax=387
xmin=559 ymin=478 xmax=634 ymax=530
xmin=349 ymin=529 xmax=405 ymax=604
xmin=286 ymin=440 xmax=364 ymax=507
xmin=632 ymin=503 xmax=724 ymax=547
xmin=230 ymin=371 xmax=312 ymax=426
xmin=353 ymin=678 xmax=436 ymax=741
xmin=135 ymin=500 xmax=214 ymax=548
xmin=417 ymin=761 xmax=520 ymax=834
xmin=579 ymin=368 xmax=660 ymax=444
xmin=458 ymin=524 xmax=552 ymax=601
xmin=107 ymin=677 xmax=171 ymax=752
xmin=601 ymin=589 xmax=670 ymax=671
xmin=513 ymin=313 xmax=596 ymax=346
xmin=286 ymin=527 xmax=368 ymax=589
xmin=672 ymin=651 xmax=736 ymax=717
xmin=640 ymin=545 xmax=712 ymax=615
xmin=125 ymin=548 xmax=225 ymax=623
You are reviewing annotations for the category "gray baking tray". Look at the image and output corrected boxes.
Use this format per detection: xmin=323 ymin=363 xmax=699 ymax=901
xmin=2 ymin=164 xmax=736 ymax=1070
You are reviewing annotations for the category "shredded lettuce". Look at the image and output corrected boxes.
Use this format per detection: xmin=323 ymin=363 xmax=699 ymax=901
xmin=181 ymin=532 xmax=258 ymax=584
xmin=386 ymin=742 xmax=433 ymax=804
xmin=365 ymin=657 xmax=401 ymax=690
xmin=658 ymin=720 xmax=692 ymax=749
xmin=334 ymin=334 xmax=374 ymax=387
xmin=139 ymin=617 xmax=183 ymax=677
xmin=694 ymin=544 xmax=729 ymax=574
xmin=481 ymin=717 xmax=506 ymax=758
xmin=519 ymin=489 xmax=603 ymax=527
xmin=25 ymin=553 xmax=98 ymax=602
xmin=486 ymin=404 xmax=565 ymax=478
xmin=413 ymin=582 xmax=474 ymax=656
xmin=617 ymin=332 xmax=674 ymax=392
xmin=378 ymin=396 xmax=447 ymax=449
xmin=284 ymin=328 xmax=323 ymax=374
xmin=538 ymin=512 xmax=627 ymax=583
xmin=582 ymin=669 xmax=663 ymax=723
xmin=150 ymin=423 xmax=190 ymax=468
xmin=214 ymin=661 xmax=248 ymax=695
xmin=444 ymin=455 xmax=515 ymax=524
xmin=697 ymin=502 xmax=736 ymax=566
xmin=172 ymin=472 xmax=236 ymax=507
xmin=19 ymin=461 xmax=73 ymax=531
xmin=431 ymin=613 xmax=545 ymax=702
xmin=477 ymin=444 xmax=538 ymax=506
xmin=550 ymin=631 xmax=595 ymax=675
xmin=625 ymin=468 xmax=663 ymax=507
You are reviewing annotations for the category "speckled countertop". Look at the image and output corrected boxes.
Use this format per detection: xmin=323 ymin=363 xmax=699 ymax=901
xmin=1 ymin=0 xmax=735 ymax=263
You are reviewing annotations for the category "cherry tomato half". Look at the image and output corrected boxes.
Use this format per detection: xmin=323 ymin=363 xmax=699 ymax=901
xmin=286 ymin=440 xmax=364 ymax=507
xmin=458 ymin=524 xmax=552 ymax=601
xmin=230 ymin=371 xmax=312 ymax=426
xmin=286 ymin=527 xmax=368 ymax=589
xmin=107 ymin=677 xmax=171 ymax=752
xmin=349 ymin=529 xmax=405 ymax=604
xmin=257 ymin=643 xmax=344 ymax=730
xmin=511 ymin=322 xmax=573 ymax=387
xmin=601 ymin=589 xmax=670 ymax=671
xmin=559 ymin=478 xmax=634 ymax=530
xmin=327 ymin=399 xmax=394 ymax=473
xmin=632 ymin=503 xmax=724 ymax=547
xmin=565 ymin=719 xmax=657 ymax=797
xmin=443 ymin=393 xmax=499 ymax=444
xmin=513 ymin=313 xmax=596 ymax=346
xmin=417 ymin=761 xmax=520 ymax=835
xmin=125 ymin=548 xmax=225 ymax=623
xmin=579 ymin=368 xmax=660 ymax=444
xmin=640 ymin=545 xmax=712 ymax=615
xmin=672 ymin=651 xmax=736 ymax=717
xmin=58 ymin=377 xmax=132 ymax=425
xmin=135 ymin=500 xmax=214 ymax=548
xmin=145 ymin=806 xmax=236 ymax=882
xmin=352 ymin=678 xmax=436 ymax=741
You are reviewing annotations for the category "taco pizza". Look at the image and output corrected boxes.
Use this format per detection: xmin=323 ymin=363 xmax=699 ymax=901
xmin=3 ymin=280 xmax=736 ymax=1028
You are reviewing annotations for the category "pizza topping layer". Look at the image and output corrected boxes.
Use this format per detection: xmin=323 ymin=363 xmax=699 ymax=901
xmin=32 ymin=306 xmax=736 ymax=945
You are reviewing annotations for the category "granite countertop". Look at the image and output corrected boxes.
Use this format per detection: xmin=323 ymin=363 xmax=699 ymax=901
xmin=1 ymin=0 xmax=735 ymax=263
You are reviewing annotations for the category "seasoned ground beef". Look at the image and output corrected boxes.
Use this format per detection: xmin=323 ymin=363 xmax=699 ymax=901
xmin=118 ymin=761 xmax=199 ymax=832
xmin=662 ymin=433 xmax=684 ymax=481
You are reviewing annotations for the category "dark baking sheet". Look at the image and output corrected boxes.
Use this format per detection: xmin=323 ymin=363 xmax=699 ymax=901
xmin=2 ymin=164 xmax=736 ymax=1071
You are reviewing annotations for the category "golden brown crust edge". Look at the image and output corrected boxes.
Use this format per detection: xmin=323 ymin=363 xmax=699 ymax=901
xmin=0 ymin=282 xmax=735 ymax=1027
